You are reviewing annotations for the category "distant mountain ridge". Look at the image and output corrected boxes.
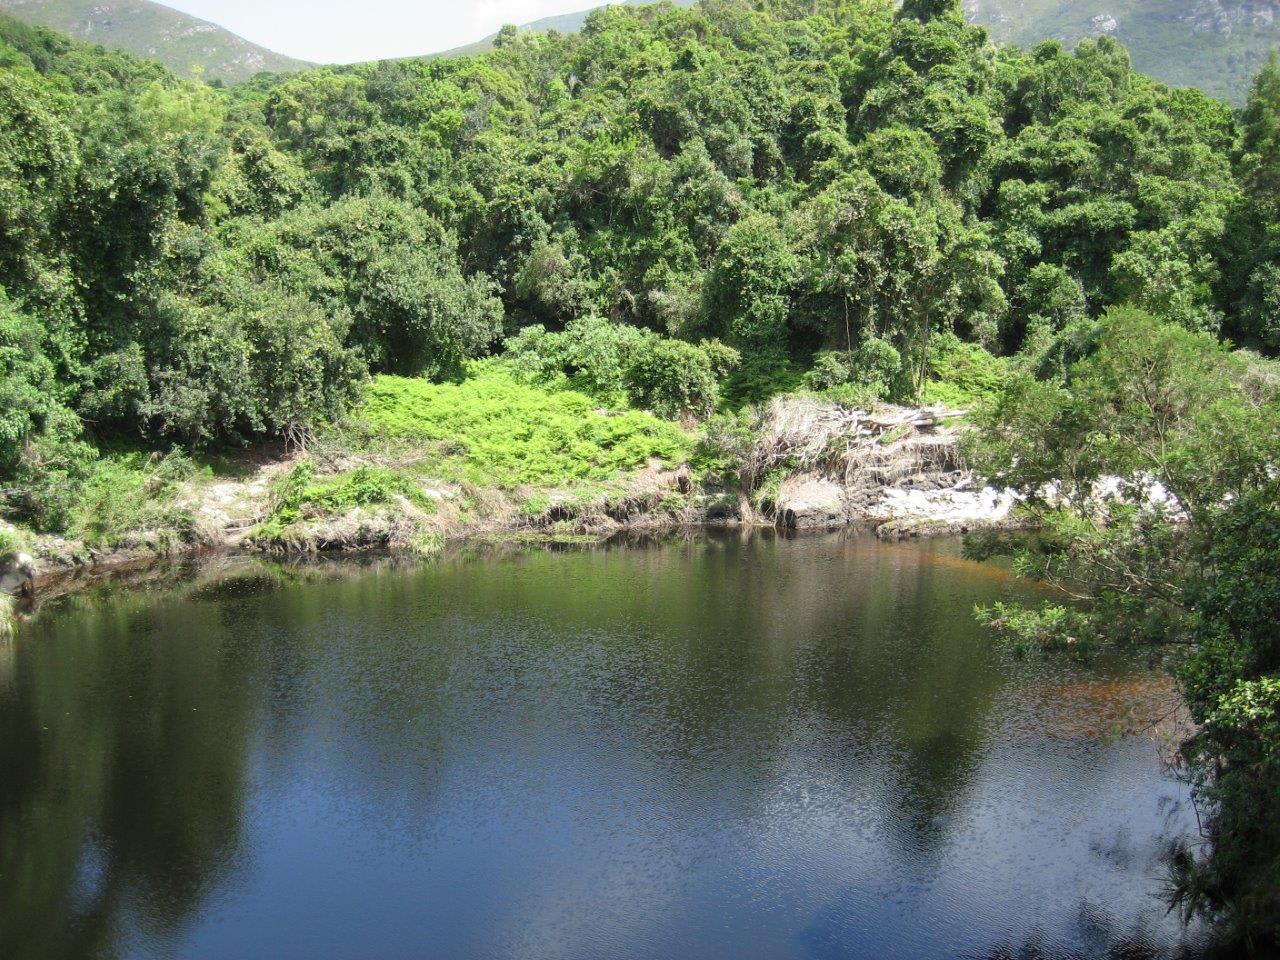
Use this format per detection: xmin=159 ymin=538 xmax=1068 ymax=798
xmin=436 ymin=0 xmax=1277 ymax=102
xmin=431 ymin=0 xmax=696 ymax=59
xmin=0 ymin=0 xmax=313 ymax=82
xmin=967 ymin=0 xmax=1280 ymax=103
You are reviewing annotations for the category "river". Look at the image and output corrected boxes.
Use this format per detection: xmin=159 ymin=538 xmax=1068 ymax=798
xmin=0 ymin=532 xmax=1209 ymax=959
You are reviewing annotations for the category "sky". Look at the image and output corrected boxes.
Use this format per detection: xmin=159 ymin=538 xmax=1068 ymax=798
xmin=159 ymin=0 xmax=599 ymax=63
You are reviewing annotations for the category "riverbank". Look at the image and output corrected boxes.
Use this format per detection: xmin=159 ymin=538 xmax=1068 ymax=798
xmin=0 ymin=385 xmax=1024 ymax=606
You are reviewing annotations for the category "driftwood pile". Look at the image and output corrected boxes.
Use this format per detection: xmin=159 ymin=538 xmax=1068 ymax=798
xmin=743 ymin=395 xmax=969 ymax=495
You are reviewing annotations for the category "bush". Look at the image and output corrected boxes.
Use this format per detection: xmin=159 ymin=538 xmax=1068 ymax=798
xmin=63 ymin=452 xmax=199 ymax=548
xmin=803 ymin=339 xmax=905 ymax=403
xmin=505 ymin=317 xmax=738 ymax=420
xmin=227 ymin=196 xmax=503 ymax=380
xmin=626 ymin=338 xmax=735 ymax=419
xmin=0 ymin=293 xmax=74 ymax=475
xmin=8 ymin=429 xmax=99 ymax=533
xmin=921 ymin=334 xmax=1010 ymax=409
xmin=129 ymin=278 xmax=367 ymax=447
xmin=690 ymin=408 xmax=756 ymax=483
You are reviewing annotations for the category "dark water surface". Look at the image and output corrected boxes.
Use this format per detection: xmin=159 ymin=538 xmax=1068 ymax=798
xmin=1 ymin=533 xmax=1207 ymax=960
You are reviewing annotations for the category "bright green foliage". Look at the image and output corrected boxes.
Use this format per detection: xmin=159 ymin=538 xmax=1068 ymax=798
xmin=358 ymin=366 xmax=691 ymax=487
xmin=506 ymin=316 xmax=649 ymax=402
xmin=976 ymin=307 xmax=1279 ymax=511
xmin=0 ymin=0 xmax=1272 ymax=481
xmin=704 ymin=214 xmax=797 ymax=352
xmin=803 ymin=338 xmax=906 ymax=404
xmin=720 ymin=354 xmax=805 ymax=409
xmin=921 ymin=334 xmax=1011 ymax=409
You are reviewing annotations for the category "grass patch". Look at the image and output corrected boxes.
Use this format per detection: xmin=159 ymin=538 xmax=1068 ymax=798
xmin=0 ymin=526 xmax=28 ymax=564
xmin=255 ymin=461 xmax=436 ymax=541
xmin=357 ymin=362 xmax=691 ymax=487
xmin=406 ymin=530 xmax=445 ymax=557
xmin=67 ymin=453 xmax=200 ymax=549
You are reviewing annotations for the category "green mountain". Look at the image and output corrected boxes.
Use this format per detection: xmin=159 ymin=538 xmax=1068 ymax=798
xmin=436 ymin=0 xmax=1276 ymax=102
xmin=968 ymin=0 xmax=1280 ymax=103
xmin=0 ymin=0 xmax=312 ymax=81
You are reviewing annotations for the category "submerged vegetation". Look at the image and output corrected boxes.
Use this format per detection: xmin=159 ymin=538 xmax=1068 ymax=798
xmin=0 ymin=0 xmax=1278 ymax=949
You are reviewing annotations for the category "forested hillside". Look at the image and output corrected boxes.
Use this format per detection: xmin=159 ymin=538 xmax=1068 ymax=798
xmin=2 ymin=4 xmax=1280 ymax=942
xmin=0 ymin=0 xmax=311 ymax=81
xmin=0 ymin=0 xmax=1274 ymax=491
xmin=4 ymin=0 xmax=1276 ymax=461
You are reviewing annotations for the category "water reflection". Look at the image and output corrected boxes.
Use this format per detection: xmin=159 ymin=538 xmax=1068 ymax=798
xmin=0 ymin=532 xmax=1210 ymax=959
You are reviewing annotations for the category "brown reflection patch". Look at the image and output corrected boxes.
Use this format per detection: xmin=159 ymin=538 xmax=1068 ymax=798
xmin=1006 ymin=673 xmax=1193 ymax=749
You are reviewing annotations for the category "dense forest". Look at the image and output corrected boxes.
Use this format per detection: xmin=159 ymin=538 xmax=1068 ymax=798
xmin=3 ymin=0 xmax=1279 ymax=469
xmin=1 ymin=0 xmax=1279 ymax=949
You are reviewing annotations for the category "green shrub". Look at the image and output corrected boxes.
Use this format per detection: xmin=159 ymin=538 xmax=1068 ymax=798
xmin=921 ymin=334 xmax=1010 ymax=409
xmin=264 ymin=461 xmax=433 ymax=528
xmin=0 ymin=293 xmax=76 ymax=475
xmin=9 ymin=431 xmax=100 ymax=534
xmin=691 ymin=408 xmax=755 ymax=484
xmin=75 ymin=452 xmax=199 ymax=548
xmin=803 ymin=339 xmax=905 ymax=403
xmin=8 ymin=443 xmax=206 ymax=549
xmin=505 ymin=317 xmax=738 ymax=420
xmin=227 ymin=196 xmax=503 ymax=380
xmin=719 ymin=353 xmax=803 ymax=409
xmin=625 ymin=338 xmax=736 ymax=419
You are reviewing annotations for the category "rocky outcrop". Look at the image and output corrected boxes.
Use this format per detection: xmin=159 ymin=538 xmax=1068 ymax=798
xmin=0 ymin=551 xmax=35 ymax=598
xmin=1181 ymin=0 xmax=1278 ymax=34
xmin=776 ymin=476 xmax=847 ymax=529
xmin=741 ymin=396 xmax=1019 ymax=536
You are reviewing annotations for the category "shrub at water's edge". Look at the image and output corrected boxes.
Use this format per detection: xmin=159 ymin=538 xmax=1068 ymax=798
xmin=966 ymin=307 xmax=1280 ymax=947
